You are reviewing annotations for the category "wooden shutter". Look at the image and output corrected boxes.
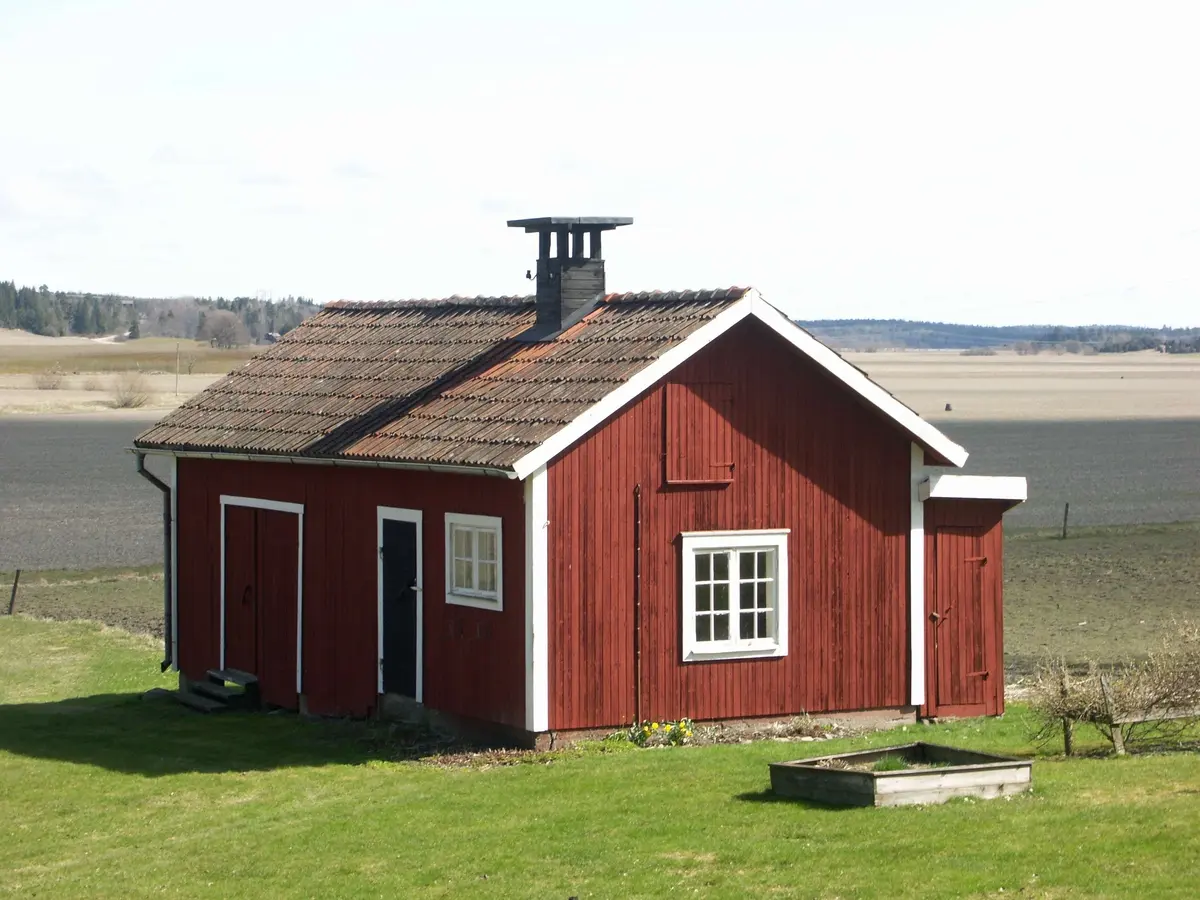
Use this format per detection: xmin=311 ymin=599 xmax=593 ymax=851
xmin=665 ymin=381 xmax=734 ymax=484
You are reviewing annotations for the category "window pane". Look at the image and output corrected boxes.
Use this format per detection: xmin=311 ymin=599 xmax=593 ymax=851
xmin=739 ymin=582 xmax=755 ymax=610
xmin=696 ymin=616 xmax=711 ymax=643
xmin=740 ymin=612 xmax=755 ymax=639
xmin=758 ymin=612 xmax=769 ymax=637
xmin=713 ymin=614 xmax=730 ymax=641
xmin=713 ymin=552 xmax=728 ymax=581
xmin=453 ymin=526 xmax=473 ymax=559
xmin=696 ymin=584 xmax=711 ymax=612
xmin=695 ymin=553 xmax=711 ymax=581
xmin=757 ymin=581 xmax=769 ymax=609
xmin=477 ymin=561 xmax=498 ymax=594
xmin=714 ymin=583 xmax=729 ymax=611
xmin=757 ymin=550 xmax=770 ymax=578
xmin=478 ymin=529 xmax=497 ymax=563
xmin=453 ymin=558 xmax=473 ymax=591
xmin=740 ymin=551 xmax=755 ymax=579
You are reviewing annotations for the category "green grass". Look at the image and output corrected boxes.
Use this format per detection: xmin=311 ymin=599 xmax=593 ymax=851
xmin=3 ymin=618 xmax=1200 ymax=898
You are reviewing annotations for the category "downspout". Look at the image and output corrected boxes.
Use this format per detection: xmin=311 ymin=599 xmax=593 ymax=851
xmin=135 ymin=452 xmax=173 ymax=672
xmin=633 ymin=483 xmax=642 ymax=724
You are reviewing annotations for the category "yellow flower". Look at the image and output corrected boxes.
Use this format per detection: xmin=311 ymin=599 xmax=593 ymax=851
xmin=652 ymin=722 xmax=659 ymax=730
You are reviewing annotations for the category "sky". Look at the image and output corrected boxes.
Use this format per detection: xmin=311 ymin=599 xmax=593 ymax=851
xmin=2 ymin=1 xmax=1199 ymax=327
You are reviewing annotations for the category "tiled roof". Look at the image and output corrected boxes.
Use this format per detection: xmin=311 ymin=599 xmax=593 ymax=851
xmin=135 ymin=288 xmax=749 ymax=470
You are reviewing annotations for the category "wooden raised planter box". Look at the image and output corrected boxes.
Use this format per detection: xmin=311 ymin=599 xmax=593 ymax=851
xmin=770 ymin=742 xmax=1032 ymax=807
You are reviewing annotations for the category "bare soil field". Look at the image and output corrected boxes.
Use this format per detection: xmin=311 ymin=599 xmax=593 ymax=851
xmin=844 ymin=349 xmax=1200 ymax=422
xmin=1004 ymin=522 xmax=1200 ymax=675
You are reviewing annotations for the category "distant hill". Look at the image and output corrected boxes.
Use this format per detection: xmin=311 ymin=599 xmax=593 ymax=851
xmin=796 ymin=318 xmax=1200 ymax=354
xmin=0 ymin=280 xmax=319 ymax=345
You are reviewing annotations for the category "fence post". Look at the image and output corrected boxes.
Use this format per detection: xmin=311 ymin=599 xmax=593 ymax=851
xmin=7 ymin=569 xmax=19 ymax=615
xmin=1061 ymin=502 xmax=1070 ymax=540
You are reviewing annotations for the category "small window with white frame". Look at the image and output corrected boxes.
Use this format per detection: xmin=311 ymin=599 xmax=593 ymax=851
xmin=445 ymin=513 xmax=503 ymax=611
xmin=680 ymin=529 xmax=789 ymax=662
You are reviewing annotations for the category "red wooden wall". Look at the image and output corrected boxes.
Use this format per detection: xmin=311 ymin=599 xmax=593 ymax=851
xmin=922 ymin=499 xmax=1006 ymax=718
xmin=545 ymin=318 xmax=915 ymax=729
xmin=175 ymin=459 xmax=525 ymax=724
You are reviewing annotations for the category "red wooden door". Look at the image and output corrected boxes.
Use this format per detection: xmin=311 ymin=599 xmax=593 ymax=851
xmin=933 ymin=526 xmax=989 ymax=714
xmin=256 ymin=508 xmax=299 ymax=709
xmin=222 ymin=505 xmax=300 ymax=709
xmin=223 ymin=505 xmax=258 ymax=676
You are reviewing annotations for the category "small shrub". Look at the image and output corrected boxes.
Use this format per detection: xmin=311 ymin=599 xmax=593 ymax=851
xmin=32 ymin=366 xmax=65 ymax=390
xmin=110 ymin=371 xmax=152 ymax=409
xmin=1028 ymin=621 xmax=1200 ymax=753
xmin=81 ymin=375 xmax=104 ymax=392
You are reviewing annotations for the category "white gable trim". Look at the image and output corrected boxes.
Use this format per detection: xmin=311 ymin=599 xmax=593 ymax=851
xmin=919 ymin=474 xmax=1028 ymax=503
xmin=510 ymin=290 xmax=968 ymax=479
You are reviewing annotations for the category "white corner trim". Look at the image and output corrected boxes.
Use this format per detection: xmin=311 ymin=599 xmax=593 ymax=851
xmin=169 ymin=453 xmax=179 ymax=673
xmin=919 ymin=474 xmax=1028 ymax=503
xmin=909 ymin=444 xmax=926 ymax=708
xmin=680 ymin=529 xmax=790 ymax=663
xmin=509 ymin=290 xmax=968 ymax=479
xmin=444 ymin=512 xmax=504 ymax=611
xmin=218 ymin=495 xmax=305 ymax=693
xmin=524 ymin=466 xmax=549 ymax=732
xmin=377 ymin=506 xmax=424 ymax=702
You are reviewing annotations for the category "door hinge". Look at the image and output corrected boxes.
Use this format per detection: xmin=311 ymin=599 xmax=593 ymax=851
xmin=967 ymin=670 xmax=990 ymax=678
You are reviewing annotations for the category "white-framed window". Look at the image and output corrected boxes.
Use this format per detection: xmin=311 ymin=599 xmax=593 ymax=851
xmin=680 ymin=529 xmax=789 ymax=662
xmin=445 ymin=513 xmax=503 ymax=611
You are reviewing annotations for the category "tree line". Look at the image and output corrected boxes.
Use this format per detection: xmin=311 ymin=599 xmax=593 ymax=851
xmin=798 ymin=318 xmax=1200 ymax=353
xmin=0 ymin=280 xmax=319 ymax=345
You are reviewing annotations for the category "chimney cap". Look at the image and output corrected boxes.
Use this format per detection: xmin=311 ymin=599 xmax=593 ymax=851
xmin=507 ymin=216 xmax=633 ymax=233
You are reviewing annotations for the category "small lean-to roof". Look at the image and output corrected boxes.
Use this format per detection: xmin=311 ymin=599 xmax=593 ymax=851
xmin=135 ymin=288 xmax=970 ymax=473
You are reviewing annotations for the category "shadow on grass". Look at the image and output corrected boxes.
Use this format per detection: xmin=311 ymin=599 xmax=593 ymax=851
xmin=0 ymin=692 xmax=479 ymax=776
xmin=734 ymin=789 xmax=848 ymax=810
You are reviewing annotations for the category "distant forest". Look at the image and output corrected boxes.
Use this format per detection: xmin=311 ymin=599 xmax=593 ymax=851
xmin=0 ymin=280 xmax=320 ymax=345
xmin=797 ymin=319 xmax=1200 ymax=354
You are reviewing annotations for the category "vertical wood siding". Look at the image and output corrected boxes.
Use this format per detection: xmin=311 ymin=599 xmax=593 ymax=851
xmin=546 ymin=318 xmax=914 ymax=729
xmin=922 ymin=499 xmax=1006 ymax=718
xmin=175 ymin=459 xmax=525 ymax=724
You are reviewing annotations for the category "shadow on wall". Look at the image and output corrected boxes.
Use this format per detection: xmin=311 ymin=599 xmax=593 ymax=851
xmin=0 ymin=692 xmax=474 ymax=776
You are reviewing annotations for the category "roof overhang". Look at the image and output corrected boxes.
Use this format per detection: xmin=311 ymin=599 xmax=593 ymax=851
xmin=919 ymin=474 xmax=1028 ymax=504
xmin=509 ymin=290 xmax=969 ymax=480
xmin=130 ymin=447 xmax=517 ymax=479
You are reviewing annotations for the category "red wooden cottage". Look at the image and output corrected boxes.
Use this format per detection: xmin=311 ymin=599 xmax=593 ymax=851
xmin=134 ymin=217 xmax=1027 ymax=740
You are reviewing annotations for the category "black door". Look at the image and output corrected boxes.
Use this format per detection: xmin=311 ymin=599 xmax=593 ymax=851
xmin=381 ymin=519 xmax=419 ymax=697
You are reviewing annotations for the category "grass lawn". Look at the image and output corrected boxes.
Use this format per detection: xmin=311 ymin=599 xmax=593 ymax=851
xmin=2 ymin=619 xmax=1200 ymax=898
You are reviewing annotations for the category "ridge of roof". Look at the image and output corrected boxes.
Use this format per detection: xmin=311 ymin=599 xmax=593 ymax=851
xmin=325 ymin=295 xmax=533 ymax=310
xmin=323 ymin=287 xmax=749 ymax=312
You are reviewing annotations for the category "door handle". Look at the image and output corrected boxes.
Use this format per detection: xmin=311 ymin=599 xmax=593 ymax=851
xmin=929 ymin=611 xmax=940 ymax=622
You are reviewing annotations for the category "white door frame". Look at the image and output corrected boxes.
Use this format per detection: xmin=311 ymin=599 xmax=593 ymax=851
xmin=377 ymin=506 xmax=424 ymax=702
xmin=219 ymin=494 xmax=305 ymax=693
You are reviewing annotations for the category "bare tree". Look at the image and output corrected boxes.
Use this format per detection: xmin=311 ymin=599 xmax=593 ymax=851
xmin=200 ymin=310 xmax=249 ymax=349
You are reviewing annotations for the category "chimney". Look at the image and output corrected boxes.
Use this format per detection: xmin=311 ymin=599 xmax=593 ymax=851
xmin=508 ymin=216 xmax=632 ymax=338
